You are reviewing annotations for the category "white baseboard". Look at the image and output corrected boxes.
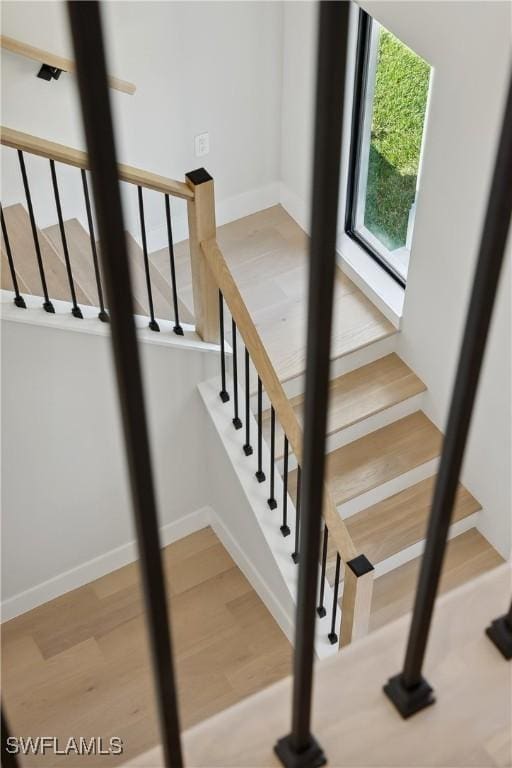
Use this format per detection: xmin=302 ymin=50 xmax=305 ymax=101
xmin=209 ymin=511 xmax=295 ymax=646
xmin=1 ymin=507 xmax=211 ymax=622
xmin=279 ymin=183 xmax=309 ymax=235
xmin=1 ymin=500 xmax=298 ymax=649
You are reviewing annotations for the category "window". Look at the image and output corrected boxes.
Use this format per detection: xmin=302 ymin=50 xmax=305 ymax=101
xmin=345 ymin=11 xmax=431 ymax=286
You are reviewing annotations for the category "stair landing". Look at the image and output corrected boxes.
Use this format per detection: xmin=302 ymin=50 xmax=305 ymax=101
xmin=157 ymin=205 xmax=396 ymax=382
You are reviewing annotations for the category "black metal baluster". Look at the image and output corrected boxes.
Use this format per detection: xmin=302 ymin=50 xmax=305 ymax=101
xmin=17 ymin=150 xmax=54 ymax=313
xmin=49 ymin=159 xmax=83 ymax=318
xmin=486 ymin=598 xmax=512 ymax=660
xmin=384 ymin=74 xmax=512 ymax=720
xmin=281 ymin=436 xmax=290 ymax=536
xmin=291 ymin=465 xmax=301 ymax=563
xmin=328 ymin=554 xmax=341 ymax=645
xmin=275 ymin=4 xmax=349 ymax=764
xmin=218 ymin=291 xmax=229 ymax=402
xmin=81 ymin=168 xmax=108 ymax=322
xmin=137 ymin=185 xmax=159 ymax=332
xmin=267 ymin=407 xmax=277 ymax=509
xmin=255 ymin=377 xmax=266 ymax=482
xmin=1 ymin=705 xmax=19 ymax=768
xmin=243 ymin=347 xmax=253 ymax=455
xmin=317 ymin=525 xmax=328 ymax=618
xmin=164 ymin=194 xmax=183 ymax=335
xmin=68 ymin=4 xmax=183 ymax=765
xmin=0 ymin=203 xmax=26 ymax=308
xmin=231 ymin=319 xmax=242 ymax=428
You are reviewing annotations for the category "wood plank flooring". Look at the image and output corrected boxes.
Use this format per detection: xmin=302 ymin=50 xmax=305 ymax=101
xmin=1 ymin=527 xmax=292 ymax=767
xmin=144 ymin=564 xmax=509 ymax=768
xmin=153 ymin=205 xmax=396 ymax=382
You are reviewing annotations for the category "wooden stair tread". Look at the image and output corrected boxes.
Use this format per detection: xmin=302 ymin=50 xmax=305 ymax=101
xmin=370 ymin=528 xmax=504 ymax=632
xmin=345 ymin=476 xmax=481 ymax=566
xmin=1 ymin=204 xmax=87 ymax=304
xmin=149 ymin=240 xmax=195 ymax=325
xmin=262 ymin=354 xmax=426 ymax=457
xmin=125 ymin=234 xmax=194 ymax=324
xmin=289 ymin=411 xmax=442 ymax=509
xmin=43 ymin=219 xmax=101 ymax=306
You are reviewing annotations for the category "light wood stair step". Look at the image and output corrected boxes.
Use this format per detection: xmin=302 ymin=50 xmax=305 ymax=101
xmin=324 ymin=476 xmax=481 ymax=584
xmin=370 ymin=528 xmax=504 ymax=632
xmin=288 ymin=411 xmax=442 ymax=512
xmin=346 ymin=476 xmax=481 ymax=566
xmin=148 ymin=243 xmax=195 ymax=325
xmin=1 ymin=204 xmax=89 ymax=304
xmin=43 ymin=218 xmax=102 ymax=306
xmin=262 ymin=353 xmax=426 ymax=458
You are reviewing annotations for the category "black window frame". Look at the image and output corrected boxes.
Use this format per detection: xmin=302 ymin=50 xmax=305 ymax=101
xmin=344 ymin=9 xmax=407 ymax=289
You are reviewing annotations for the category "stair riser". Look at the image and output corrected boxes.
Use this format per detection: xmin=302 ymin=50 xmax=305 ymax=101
xmin=274 ymin=391 xmax=426 ymax=473
xmin=250 ymin=332 xmax=398 ymax=404
xmin=372 ymin=511 xmax=480 ymax=578
xmin=338 ymin=457 xmax=440 ymax=520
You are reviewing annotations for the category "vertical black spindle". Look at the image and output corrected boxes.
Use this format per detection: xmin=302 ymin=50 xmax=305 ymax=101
xmin=81 ymin=168 xmax=108 ymax=322
xmin=317 ymin=525 xmax=328 ymax=618
xmin=0 ymin=203 xmax=26 ymax=308
xmin=243 ymin=347 xmax=253 ymax=455
xmin=281 ymin=436 xmax=291 ymax=536
xmin=486 ymin=599 xmax=512 ymax=660
xmin=255 ymin=377 xmax=266 ymax=482
xmin=384 ymin=74 xmax=512 ymax=720
xmin=17 ymin=150 xmax=54 ymax=313
xmin=49 ymin=159 xmax=83 ymax=318
xmin=267 ymin=406 xmax=277 ymax=509
xmin=231 ymin=319 xmax=242 ymax=428
xmin=218 ymin=291 xmax=229 ymax=402
xmin=137 ymin=185 xmax=160 ymax=332
xmin=328 ymin=554 xmax=341 ymax=644
xmin=275 ymin=4 xmax=349 ymax=764
xmin=164 ymin=194 xmax=183 ymax=335
xmin=68 ymin=3 xmax=183 ymax=765
xmin=1 ymin=705 xmax=19 ymax=768
xmin=291 ymin=465 xmax=301 ymax=563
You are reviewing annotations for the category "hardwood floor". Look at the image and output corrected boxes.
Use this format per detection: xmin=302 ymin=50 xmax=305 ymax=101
xmin=1 ymin=527 xmax=292 ymax=766
xmin=153 ymin=204 xmax=396 ymax=382
xmin=153 ymin=564 xmax=509 ymax=768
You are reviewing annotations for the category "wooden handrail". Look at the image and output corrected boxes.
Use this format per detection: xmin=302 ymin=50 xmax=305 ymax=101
xmin=0 ymin=126 xmax=194 ymax=201
xmin=1 ymin=35 xmax=136 ymax=95
xmin=202 ymin=237 xmax=357 ymax=565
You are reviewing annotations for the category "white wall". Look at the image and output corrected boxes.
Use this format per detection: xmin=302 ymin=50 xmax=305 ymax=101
xmin=1 ymin=313 xmax=218 ymax=611
xmin=280 ymin=1 xmax=512 ymax=559
xmin=1 ymin=1 xmax=283 ymax=247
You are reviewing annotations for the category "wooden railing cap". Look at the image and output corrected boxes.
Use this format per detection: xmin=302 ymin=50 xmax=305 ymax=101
xmin=0 ymin=126 xmax=194 ymax=201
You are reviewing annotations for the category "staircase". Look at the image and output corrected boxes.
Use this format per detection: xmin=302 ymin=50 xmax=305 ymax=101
xmin=1 ymin=203 xmax=193 ymax=325
xmin=0 ymin=128 xmax=504 ymax=656
xmin=192 ymin=208 xmax=503 ymax=650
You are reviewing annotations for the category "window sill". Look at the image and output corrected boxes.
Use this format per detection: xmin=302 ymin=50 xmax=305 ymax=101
xmin=336 ymin=233 xmax=404 ymax=328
